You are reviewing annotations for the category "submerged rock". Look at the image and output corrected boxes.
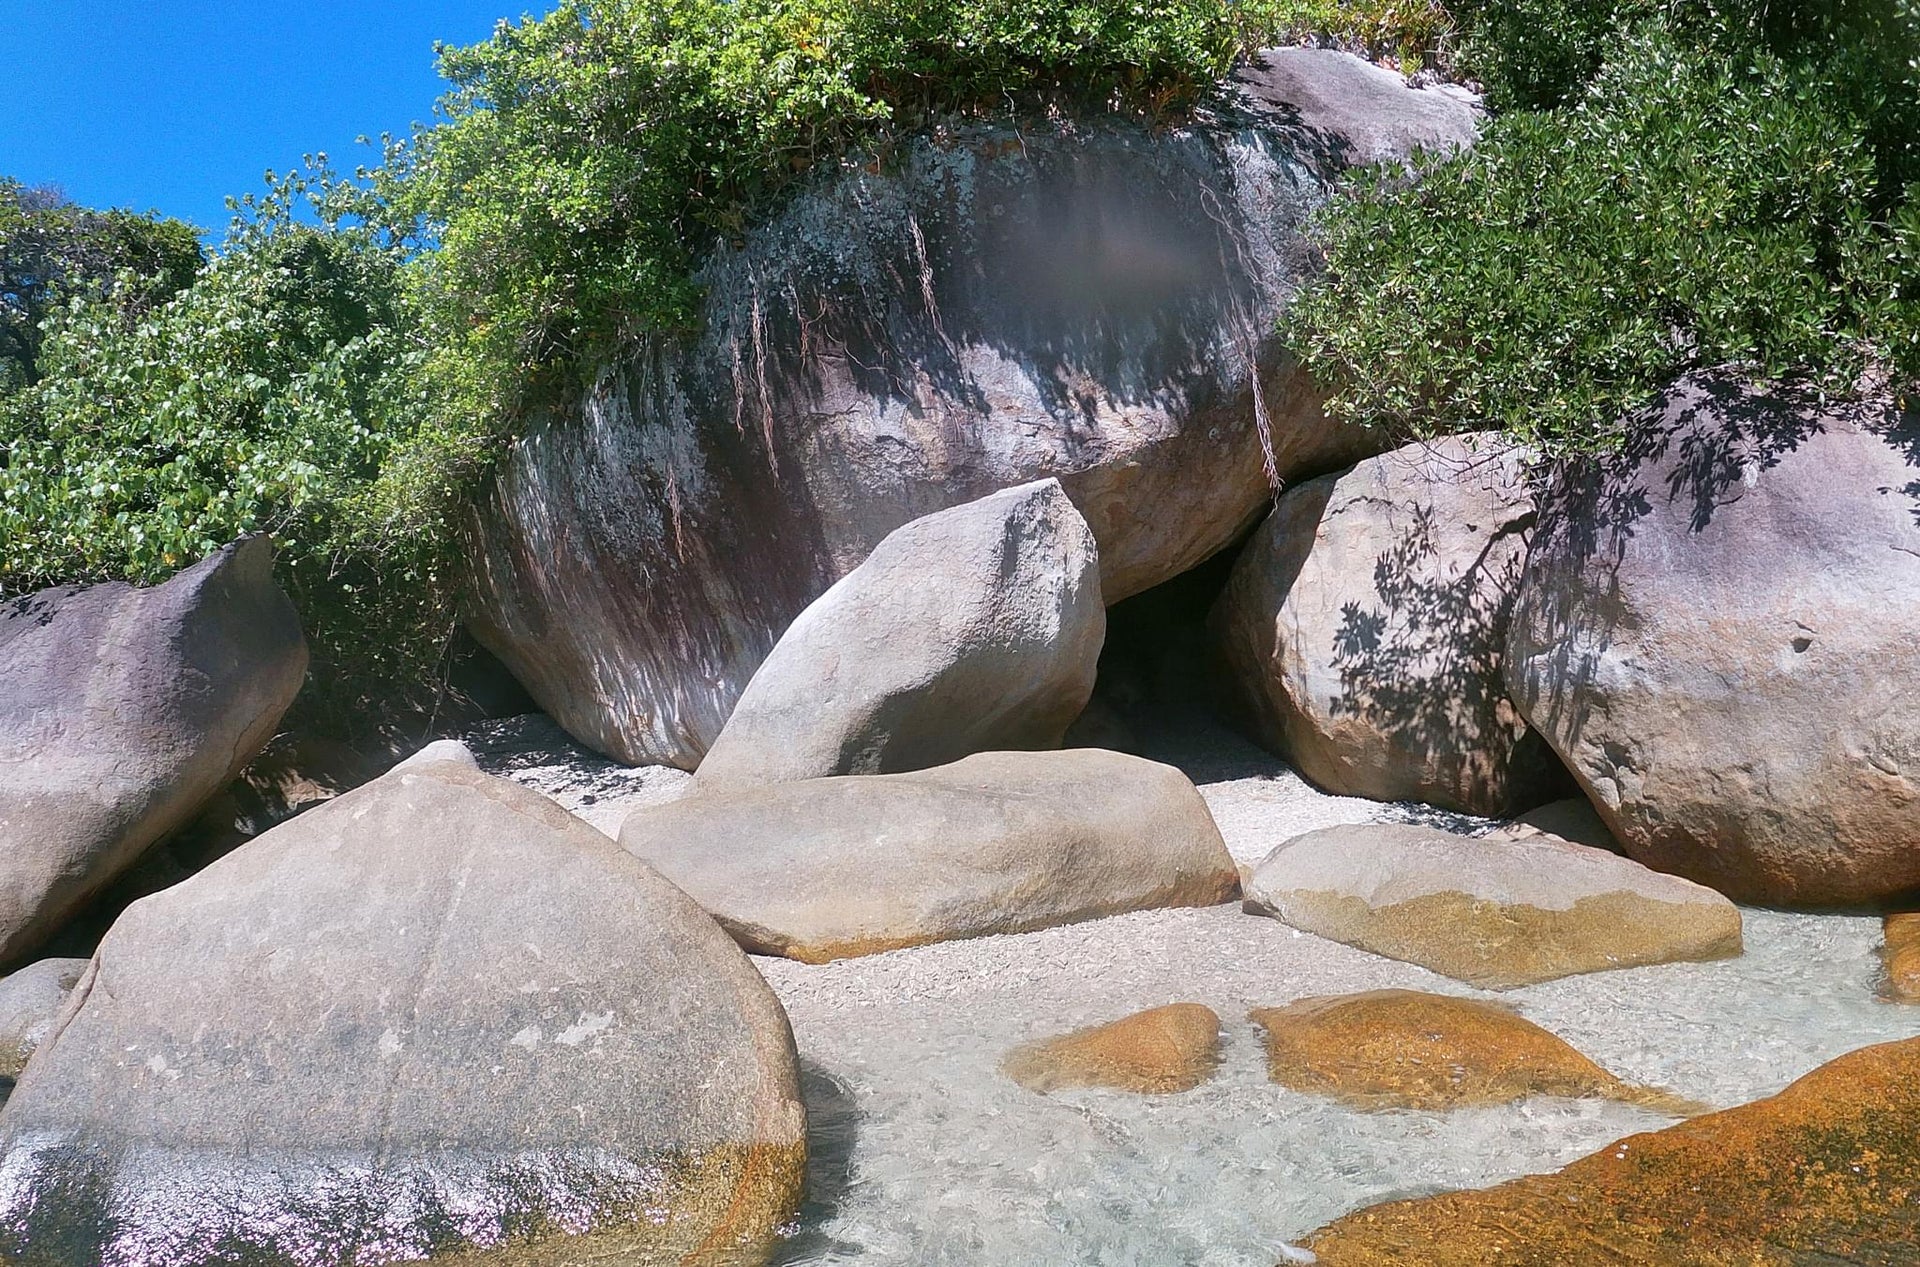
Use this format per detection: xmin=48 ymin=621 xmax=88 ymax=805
xmin=0 ymin=757 xmax=806 ymax=1267
xmin=1304 ymin=1034 xmax=1920 ymax=1263
xmin=1506 ymin=374 xmax=1920 ymax=906
xmin=0 ymin=958 xmax=87 ymax=1080
xmin=696 ymin=480 xmax=1103 ymax=789
xmin=1213 ymin=434 xmax=1565 ymax=815
xmin=1003 ymin=1003 xmax=1222 ymax=1095
xmin=1244 ymin=822 xmax=1741 ymax=988
xmin=1250 ymin=989 xmax=1701 ymax=1114
xmin=465 ymin=50 xmax=1480 ymax=768
xmin=1883 ymin=913 xmax=1920 ymax=1002
xmin=0 ymin=537 xmax=307 ymax=966
xmin=621 ymin=749 xmax=1239 ymax=962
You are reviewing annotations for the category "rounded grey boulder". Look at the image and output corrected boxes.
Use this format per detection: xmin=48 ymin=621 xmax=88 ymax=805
xmin=0 ymin=537 xmax=307 ymax=966
xmin=1212 ymin=435 xmax=1566 ymax=815
xmin=696 ymin=480 xmax=1104 ymax=789
xmin=626 ymin=749 xmax=1240 ymax=961
xmin=1506 ymin=376 xmax=1920 ymax=905
xmin=0 ymin=759 xmax=806 ymax=1266
xmin=0 ymin=957 xmax=87 ymax=1080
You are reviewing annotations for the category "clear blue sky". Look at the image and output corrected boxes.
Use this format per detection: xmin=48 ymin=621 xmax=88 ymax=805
xmin=0 ymin=2 xmax=530 ymax=235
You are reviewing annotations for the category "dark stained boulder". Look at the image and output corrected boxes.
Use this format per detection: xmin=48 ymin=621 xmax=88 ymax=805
xmin=1505 ymin=375 xmax=1920 ymax=905
xmin=0 ymin=757 xmax=806 ymax=1266
xmin=0 ymin=538 xmax=307 ymax=966
xmin=465 ymin=49 xmax=1481 ymax=767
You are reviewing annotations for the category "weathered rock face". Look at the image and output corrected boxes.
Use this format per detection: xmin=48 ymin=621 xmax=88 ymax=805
xmin=696 ymin=480 xmax=1103 ymax=788
xmin=1244 ymin=823 xmax=1742 ymax=988
xmin=1003 ymin=1003 xmax=1222 ymax=1095
xmin=1506 ymin=375 xmax=1920 ymax=906
xmin=0 ymin=758 xmax=806 ymax=1266
xmin=466 ymin=49 xmax=1482 ymax=768
xmin=0 ymin=537 xmax=307 ymax=967
xmin=1250 ymin=989 xmax=1700 ymax=1114
xmin=0 ymin=958 xmax=86 ymax=1080
xmin=1304 ymin=1035 xmax=1920 ymax=1264
xmin=1213 ymin=433 xmax=1565 ymax=815
xmin=620 ymin=749 xmax=1239 ymax=962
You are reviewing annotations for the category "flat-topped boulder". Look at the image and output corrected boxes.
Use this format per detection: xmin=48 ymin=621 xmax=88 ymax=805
xmin=0 ymin=537 xmax=308 ymax=966
xmin=696 ymin=480 xmax=1103 ymax=789
xmin=1506 ymin=375 xmax=1920 ymax=906
xmin=1250 ymin=989 xmax=1700 ymax=1113
xmin=1244 ymin=822 xmax=1741 ymax=988
xmin=622 ymin=749 xmax=1239 ymax=962
xmin=1213 ymin=434 xmax=1565 ymax=815
xmin=0 ymin=758 xmax=806 ymax=1266
xmin=1003 ymin=1003 xmax=1222 ymax=1095
xmin=1303 ymin=1035 xmax=1920 ymax=1263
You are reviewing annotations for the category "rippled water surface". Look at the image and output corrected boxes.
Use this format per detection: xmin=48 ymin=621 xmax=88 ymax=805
xmin=761 ymin=904 xmax=1920 ymax=1266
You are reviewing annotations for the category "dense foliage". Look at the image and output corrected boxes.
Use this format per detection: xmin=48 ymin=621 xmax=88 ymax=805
xmin=1290 ymin=0 xmax=1920 ymax=450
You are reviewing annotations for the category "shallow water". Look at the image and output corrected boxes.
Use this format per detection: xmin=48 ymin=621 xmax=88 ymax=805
xmin=761 ymin=904 xmax=1920 ymax=1266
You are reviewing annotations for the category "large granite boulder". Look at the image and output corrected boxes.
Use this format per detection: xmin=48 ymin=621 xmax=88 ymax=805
xmin=697 ymin=480 xmax=1103 ymax=788
xmin=0 ymin=757 xmax=806 ymax=1266
xmin=1244 ymin=822 xmax=1742 ymax=988
xmin=1506 ymin=375 xmax=1920 ymax=906
xmin=1304 ymin=1035 xmax=1920 ymax=1263
xmin=0 ymin=537 xmax=307 ymax=966
xmin=621 ymin=749 xmax=1239 ymax=961
xmin=1212 ymin=433 xmax=1565 ymax=816
xmin=0 ymin=958 xmax=86 ymax=1080
xmin=466 ymin=49 xmax=1481 ymax=767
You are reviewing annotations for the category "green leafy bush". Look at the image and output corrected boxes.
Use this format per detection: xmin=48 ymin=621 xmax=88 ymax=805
xmin=0 ymin=169 xmax=468 ymax=735
xmin=1289 ymin=8 xmax=1920 ymax=450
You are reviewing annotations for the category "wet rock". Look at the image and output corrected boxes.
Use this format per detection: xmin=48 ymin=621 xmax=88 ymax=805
xmin=1244 ymin=822 xmax=1741 ymax=988
xmin=1506 ymin=374 xmax=1920 ymax=906
xmin=1303 ymin=1034 xmax=1920 ymax=1263
xmin=1003 ymin=1003 xmax=1222 ymax=1094
xmin=1250 ymin=989 xmax=1701 ymax=1113
xmin=0 ymin=959 xmax=87 ymax=1080
xmin=1214 ymin=434 xmax=1564 ymax=816
xmin=0 ymin=757 xmax=806 ymax=1266
xmin=621 ymin=749 xmax=1239 ymax=962
xmin=1883 ymin=913 xmax=1920 ymax=1002
xmin=465 ymin=51 xmax=1480 ymax=768
xmin=696 ymin=481 xmax=1103 ymax=789
xmin=0 ymin=537 xmax=308 ymax=966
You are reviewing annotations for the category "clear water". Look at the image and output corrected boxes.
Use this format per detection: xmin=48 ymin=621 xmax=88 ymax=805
xmin=760 ymin=904 xmax=1920 ymax=1266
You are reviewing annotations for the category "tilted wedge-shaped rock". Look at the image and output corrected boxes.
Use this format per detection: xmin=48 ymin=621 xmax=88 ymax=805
xmin=1507 ymin=373 xmax=1920 ymax=906
xmin=623 ymin=749 xmax=1239 ymax=962
xmin=696 ymin=479 xmax=1103 ymax=789
xmin=0 ymin=754 xmax=806 ymax=1267
xmin=0 ymin=537 xmax=306 ymax=966
xmin=466 ymin=49 xmax=1481 ymax=767
xmin=1213 ymin=434 xmax=1567 ymax=816
xmin=1244 ymin=822 xmax=1742 ymax=988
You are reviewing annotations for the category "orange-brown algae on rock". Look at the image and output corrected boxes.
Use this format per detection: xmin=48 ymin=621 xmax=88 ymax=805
xmin=1302 ymin=1035 xmax=1920 ymax=1266
xmin=1249 ymin=990 xmax=1704 ymax=1114
xmin=1881 ymin=912 xmax=1920 ymax=1002
xmin=1003 ymin=1003 xmax=1222 ymax=1094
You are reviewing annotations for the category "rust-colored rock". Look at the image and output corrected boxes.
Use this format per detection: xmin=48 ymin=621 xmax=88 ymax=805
xmin=1304 ymin=1035 xmax=1920 ymax=1265
xmin=1004 ymin=1003 xmax=1222 ymax=1094
xmin=1249 ymin=990 xmax=1701 ymax=1113
xmin=1883 ymin=912 xmax=1920 ymax=1002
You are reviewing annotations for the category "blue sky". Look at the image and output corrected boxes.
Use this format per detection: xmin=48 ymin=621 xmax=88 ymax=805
xmin=0 ymin=1 xmax=530 ymax=235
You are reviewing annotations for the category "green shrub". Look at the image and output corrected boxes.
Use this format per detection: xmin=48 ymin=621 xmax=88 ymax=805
xmin=1288 ymin=14 xmax=1920 ymax=450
